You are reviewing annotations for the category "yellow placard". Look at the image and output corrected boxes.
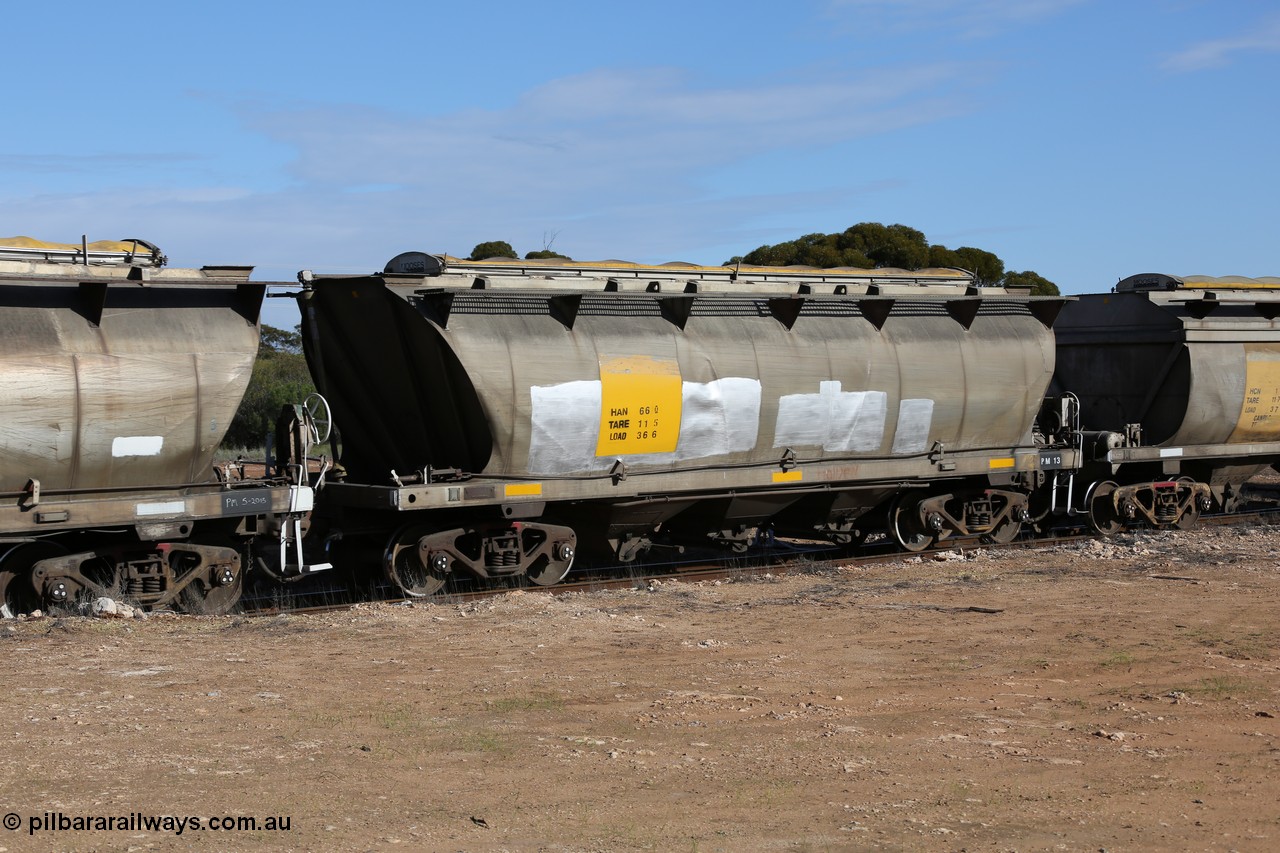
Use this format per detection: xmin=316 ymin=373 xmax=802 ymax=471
xmin=1230 ymin=345 xmax=1280 ymax=441
xmin=595 ymin=355 xmax=682 ymax=456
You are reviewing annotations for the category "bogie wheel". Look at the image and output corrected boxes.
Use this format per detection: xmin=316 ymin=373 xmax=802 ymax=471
xmin=527 ymin=541 xmax=575 ymax=587
xmin=1175 ymin=477 xmax=1201 ymax=530
xmin=891 ymin=496 xmax=935 ymax=553
xmin=384 ymin=525 xmax=448 ymax=597
xmin=1 ymin=541 xmax=67 ymax=617
xmin=1087 ymin=481 xmax=1124 ymax=535
xmin=983 ymin=513 xmax=1023 ymax=545
xmin=179 ymin=568 xmax=244 ymax=616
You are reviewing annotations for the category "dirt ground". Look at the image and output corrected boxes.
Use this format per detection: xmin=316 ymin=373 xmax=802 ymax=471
xmin=2 ymin=524 xmax=1278 ymax=852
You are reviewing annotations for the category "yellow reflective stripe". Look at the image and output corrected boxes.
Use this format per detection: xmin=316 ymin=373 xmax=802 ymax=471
xmin=504 ymin=483 xmax=543 ymax=498
xmin=988 ymin=457 xmax=1016 ymax=470
xmin=772 ymin=471 xmax=803 ymax=483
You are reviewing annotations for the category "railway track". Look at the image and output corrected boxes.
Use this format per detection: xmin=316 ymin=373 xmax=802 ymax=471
xmin=236 ymin=501 xmax=1280 ymax=617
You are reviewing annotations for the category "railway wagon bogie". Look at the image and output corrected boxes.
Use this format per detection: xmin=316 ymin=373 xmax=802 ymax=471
xmin=890 ymin=484 xmax=1034 ymax=552
xmin=382 ymin=518 xmax=578 ymax=597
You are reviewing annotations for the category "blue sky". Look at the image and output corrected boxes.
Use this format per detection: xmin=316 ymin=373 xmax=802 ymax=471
xmin=3 ymin=0 xmax=1278 ymax=328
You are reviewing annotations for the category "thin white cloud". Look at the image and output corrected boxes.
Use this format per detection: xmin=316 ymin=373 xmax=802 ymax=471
xmin=249 ymin=64 xmax=976 ymax=201
xmin=1162 ymin=13 xmax=1280 ymax=71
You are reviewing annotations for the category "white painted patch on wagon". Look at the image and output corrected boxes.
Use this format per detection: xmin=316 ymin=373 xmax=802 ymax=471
xmin=135 ymin=500 xmax=186 ymax=517
xmin=773 ymin=381 xmax=887 ymax=452
xmin=1159 ymin=447 xmax=1184 ymax=458
xmin=891 ymin=399 xmax=934 ymax=454
xmin=669 ymin=378 xmax=762 ymax=460
xmin=528 ymin=380 xmax=604 ymax=475
xmin=112 ymin=435 xmax=164 ymax=457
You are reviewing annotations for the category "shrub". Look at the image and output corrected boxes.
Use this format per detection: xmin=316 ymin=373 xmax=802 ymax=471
xmin=223 ymin=325 xmax=316 ymax=450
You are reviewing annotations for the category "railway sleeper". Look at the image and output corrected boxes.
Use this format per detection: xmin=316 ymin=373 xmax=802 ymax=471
xmin=28 ymin=543 xmax=242 ymax=615
xmin=385 ymin=521 xmax=577 ymax=597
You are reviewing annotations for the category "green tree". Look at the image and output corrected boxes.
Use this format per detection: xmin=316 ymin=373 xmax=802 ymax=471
xmin=468 ymin=241 xmax=516 ymax=260
xmin=260 ymin=324 xmax=302 ymax=354
xmin=223 ymin=325 xmax=316 ymax=450
xmin=726 ymin=221 xmax=1058 ymax=294
xmin=838 ymin=223 xmax=930 ymax=269
xmin=954 ymin=247 xmax=1005 ymax=287
xmin=1002 ymin=270 xmax=1061 ymax=296
xmin=731 ymin=222 xmax=930 ymax=270
xmin=737 ymin=232 xmax=873 ymax=268
xmin=926 ymin=245 xmax=964 ymax=268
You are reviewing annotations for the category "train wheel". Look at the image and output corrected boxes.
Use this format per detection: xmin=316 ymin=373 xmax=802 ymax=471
xmin=527 ymin=540 xmax=575 ymax=587
xmin=1175 ymin=477 xmax=1201 ymax=530
xmin=891 ymin=497 xmax=934 ymax=553
xmin=1087 ymin=481 xmax=1124 ymax=535
xmin=383 ymin=525 xmax=447 ymax=597
xmin=983 ymin=514 xmax=1023 ymax=545
xmin=0 ymin=542 xmax=66 ymax=617
xmin=179 ymin=569 xmax=244 ymax=616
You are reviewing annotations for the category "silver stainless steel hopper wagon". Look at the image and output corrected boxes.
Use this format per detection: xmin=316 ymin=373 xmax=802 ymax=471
xmin=0 ymin=238 xmax=320 ymax=615
xmin=295 ymin=252 xmax=1068 ymax=594
xmin=1049 ymin=272 xmax=1280 ymax=531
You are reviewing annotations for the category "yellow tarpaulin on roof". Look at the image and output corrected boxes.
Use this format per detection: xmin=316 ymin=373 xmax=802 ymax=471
xmin=0 ymin=236 xmax=154 ymax=253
